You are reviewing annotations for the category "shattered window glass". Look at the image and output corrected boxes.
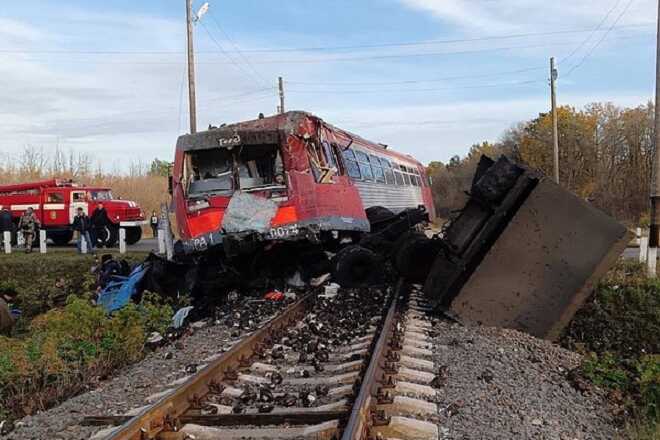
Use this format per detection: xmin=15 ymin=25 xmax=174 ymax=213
xmin=186 ymin=149 xmax=234 ymax=196
xmin=360 ymin=163 xmax=374 ymax=181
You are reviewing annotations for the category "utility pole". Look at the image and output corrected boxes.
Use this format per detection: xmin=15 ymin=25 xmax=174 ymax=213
xmin=550 ymin=57 xmax=559 ymax=185
xmin=647 ymin=0 xmax=660 ymax=276
xmin=278 ymin=76 xmax=285 ymax=114
xmin=186 ymin=0 xmax=197 ymax=134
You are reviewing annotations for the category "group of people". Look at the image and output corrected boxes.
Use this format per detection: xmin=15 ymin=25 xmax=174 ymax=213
xmin=0 ymin=206 xmax=160 ymax=254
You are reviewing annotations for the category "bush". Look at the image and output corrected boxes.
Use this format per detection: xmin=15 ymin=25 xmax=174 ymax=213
xmin=0 ymin=294 xmax=172 ymax=419
xmin=563 ymin=260 xmax=660 ymax=437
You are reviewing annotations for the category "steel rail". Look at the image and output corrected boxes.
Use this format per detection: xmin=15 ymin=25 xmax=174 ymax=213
xmin=341 ymin=279 xmax=404 ymax=440
xmin=105 ymin=292 xmax=316 ymax=440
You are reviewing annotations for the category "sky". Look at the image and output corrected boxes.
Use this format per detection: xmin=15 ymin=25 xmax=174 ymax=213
xmin=0 ymin=0 xmax=656 ymax=169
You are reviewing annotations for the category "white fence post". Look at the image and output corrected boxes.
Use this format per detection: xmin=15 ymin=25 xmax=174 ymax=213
xmin=119 ymin=228 xmax=126 ymax=254
xmin=3 ymin=231 xmax=11 ymax=254
xmin=647 ymin=246 xmax=657 ymax=278
xmin=640 ymin=236 xmax=649 ymax=263
xmin=157 ymin=229 xmax=166 ymax=255
xmin=39 ymin=230 xmax=47 ymax=254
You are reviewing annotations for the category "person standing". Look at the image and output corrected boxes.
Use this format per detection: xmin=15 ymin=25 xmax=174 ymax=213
xmin=150 ymin=211 xmax=159 ymax=238
xmin=72 ymin=207 xmax=95 ymax=254
xmin=90 ymin=203 xmax=110 ymax=248
xmin=0 ymin=207 xmax=12 ymax=247
xmin=18 ymin=207 xmax=40 ymax=253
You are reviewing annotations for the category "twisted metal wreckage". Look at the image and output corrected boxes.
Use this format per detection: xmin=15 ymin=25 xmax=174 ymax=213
xmin=99 ymin=112 xmax=630 ymax=340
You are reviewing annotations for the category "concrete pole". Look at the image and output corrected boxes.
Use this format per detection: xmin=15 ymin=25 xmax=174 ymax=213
xmin=39 ymin=230 xmax=47 ymax=254
xmin=3 ymin=231 xmax=11 ymax=254
xmin=278 ymin=76 xmax=285 ymax=114
xmin=648 ymin=0 xmax=660 ymax=276
xmin=119 ymin=228 xmax=127 ymax=254
xmin=550 ymin=57 xmax=560 ymax=184
xmin=186 ymin=0 xmax=198 ymax=134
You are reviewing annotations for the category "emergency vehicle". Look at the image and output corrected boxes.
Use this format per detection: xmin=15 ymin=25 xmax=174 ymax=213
xmin=0 ymin=179 xmax=146 ymax=246
xmin=171 ymin=111 xmax=434 ymax=255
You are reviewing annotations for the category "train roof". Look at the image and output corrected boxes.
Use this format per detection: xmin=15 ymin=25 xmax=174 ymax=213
xmin=176 ymin=111 xmax=425 ymax=168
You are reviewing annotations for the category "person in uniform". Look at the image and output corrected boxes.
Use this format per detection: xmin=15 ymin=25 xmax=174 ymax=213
xmin=18 ymin=207 xmax=40 ymax=253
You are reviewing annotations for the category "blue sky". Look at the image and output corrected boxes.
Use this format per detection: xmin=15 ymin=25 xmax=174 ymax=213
xmin=0 ymin=0 xmax=656 ymax=169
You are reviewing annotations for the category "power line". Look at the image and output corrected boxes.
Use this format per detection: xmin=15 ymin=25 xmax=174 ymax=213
xmin=206 ymin=10 xmax=270 ymax=87
xmin=565 ymin=0 xmax=636 ymax=76
xmin=0 ymin=23 xmax=651 ymax=55
xmin=559 ymin=0 xmax=622 ymax=66
xmin=11 ymin=40 xmax=599 ymax=65
xmin=287 ymin=79 xmax=542 ymax=95
xmin=198 ymin=20 xmax=273 ymax=89
xmin=286 ymin=66 xmax=545 ymax=86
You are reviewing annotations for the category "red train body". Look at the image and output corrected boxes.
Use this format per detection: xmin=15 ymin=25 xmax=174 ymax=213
xmin=172 ymin=111 xmax=435 ymax=255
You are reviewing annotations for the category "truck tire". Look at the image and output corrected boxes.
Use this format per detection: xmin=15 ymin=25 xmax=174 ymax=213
xmin=97 ymin=225 xmax=119 ymax=247
xmin=332 ymin=245 xmax=384 ymax=288
xmin=394 ymin=232 xmax=441 ymax=283
xmin=125 ymin=227 xmax=142 ymax=245
xmin=49 ymin=230 xmax=74 ymax=246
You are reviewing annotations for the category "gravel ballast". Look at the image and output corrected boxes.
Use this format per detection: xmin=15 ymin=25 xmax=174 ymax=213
xmin=429 ymin=320 xmax=619 ymax=440
xmin=3 ymin=311 xmax=620 ymax=440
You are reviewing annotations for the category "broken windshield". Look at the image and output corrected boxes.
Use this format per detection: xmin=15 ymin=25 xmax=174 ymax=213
xmin=184 ymin=144 xmax=285 ymax=197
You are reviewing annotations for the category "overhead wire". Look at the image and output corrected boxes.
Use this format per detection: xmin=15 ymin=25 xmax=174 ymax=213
xmin=565 ymin=0 xmax=636 ymax=76
xmin=206 ymin=10 xmax=271 ymax=88
xmin=0 ymin=23 xmax=650 ymax=55
xmin=198 ymin=19 xmax=274 ymax=90
xmin=559 ymin=0 xmax=622 ymax=67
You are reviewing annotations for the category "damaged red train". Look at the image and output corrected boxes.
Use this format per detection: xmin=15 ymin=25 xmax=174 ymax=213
xmin=171 ymin=111 xmax=435 ymax=256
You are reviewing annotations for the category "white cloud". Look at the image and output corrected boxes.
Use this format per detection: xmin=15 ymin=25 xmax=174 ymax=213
xmin=399 ymin=0 xmax=656 ymax=33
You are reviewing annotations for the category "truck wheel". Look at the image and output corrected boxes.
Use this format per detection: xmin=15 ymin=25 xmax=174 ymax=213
xmin=332 ymin=245 xmax=384 ymax=288
xmin=125 ymin=227 xmax=142 ymax=245
xmin=49 ymin=230 xmax=74 ymax=246
xmin=394 ymin=232 xmax=441 ymax=283
xmin=97 ymin=225 xmax=119 ymax=247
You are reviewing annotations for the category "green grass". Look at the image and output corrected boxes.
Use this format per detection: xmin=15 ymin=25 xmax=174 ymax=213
xmin=562 ymin=260 xmax=660 ymax=438
xmin=0 ymin=251 xmax=171 ymax=420
xmin=0 ymin=295 xmax=172 ymax=419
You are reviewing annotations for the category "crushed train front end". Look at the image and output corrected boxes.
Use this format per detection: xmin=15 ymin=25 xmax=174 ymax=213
xmin=171 ymin=112 xmax=370 ymax=260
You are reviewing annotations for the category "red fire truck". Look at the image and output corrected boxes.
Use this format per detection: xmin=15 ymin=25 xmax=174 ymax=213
xmin=0 ymin=179 xmax=146 ymax=246
xmin=171 ymin=111 xmax=435 ymax=255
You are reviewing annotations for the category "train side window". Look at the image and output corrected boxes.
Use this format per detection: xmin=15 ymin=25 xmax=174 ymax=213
xmin=394 ymin=171 xmax=404 ymax=185
xmin=355 ymin=151 xmax=369 ymax=163
xmin=403 ymin=173 xmax=411 ymax=185
xmin=369 ymin=155 xmax=385 ymax=183
xmin=360 ymin=163 xmax=374 ymax=181
xmin=379 ymin=158 xmax=392 ymax=169
xmin=411 ymin=175 xmax=420 ymax=186
xmin=384 ymin=168 xmax=394 ymax=185
xmin=342 ymin=149 xmax=361 ymax=179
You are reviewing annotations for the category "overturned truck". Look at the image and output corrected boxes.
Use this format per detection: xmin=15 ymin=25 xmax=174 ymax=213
xmin=152 ymin=111 xmax=629 ymax=340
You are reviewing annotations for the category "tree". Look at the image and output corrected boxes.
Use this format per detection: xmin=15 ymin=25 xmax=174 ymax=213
xmin=149 ymin=159 xmax=172 ymax=177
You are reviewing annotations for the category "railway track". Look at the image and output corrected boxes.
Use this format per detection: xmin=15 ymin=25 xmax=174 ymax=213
xmin=85 ymin=282 xmax=444 ymax=440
